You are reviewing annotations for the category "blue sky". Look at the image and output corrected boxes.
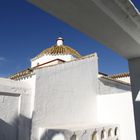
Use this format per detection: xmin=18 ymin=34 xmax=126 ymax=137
xmin=0 ymin=0 xmax=139 ymax=77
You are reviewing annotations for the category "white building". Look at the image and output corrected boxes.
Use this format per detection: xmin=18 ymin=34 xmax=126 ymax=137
xmin=0 ymin=38 xmax=136 ymax=140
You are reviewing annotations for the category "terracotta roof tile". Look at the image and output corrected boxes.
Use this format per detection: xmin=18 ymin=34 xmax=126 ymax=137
xmin=32 ymin=45 xmax=81 ymax=60
xmin=108 ymin=72 xmax=129 ymax=79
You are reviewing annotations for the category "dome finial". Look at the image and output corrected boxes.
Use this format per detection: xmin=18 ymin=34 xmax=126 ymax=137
xmin=56 ymin=37 xmax=63 ymax=46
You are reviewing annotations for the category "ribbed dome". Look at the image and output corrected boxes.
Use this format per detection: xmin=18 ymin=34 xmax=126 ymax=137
xmin=33 ymin=37 xmax=81 ymax=60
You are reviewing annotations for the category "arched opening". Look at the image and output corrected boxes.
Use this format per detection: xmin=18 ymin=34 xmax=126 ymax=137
xmin=101 ymin=129 xmax=107 ymax=140
xmin=70 ymin=133 xmax=77 ymax=140
xmin=108 ymin=128 xmax=113 ymax=137
xmin=52 ymin=133 xmax=65 ymax=140
xmin=115 ymin=127 xmax=119 ymax=136
xmin=92 ymin=130 xmax=99 ymax=140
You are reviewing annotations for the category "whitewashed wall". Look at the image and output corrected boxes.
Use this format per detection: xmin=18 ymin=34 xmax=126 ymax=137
xmin=18 ymin=75 xmax=36 ymax=140
xmin=31 ymin=54 xmax=75 ymax=67
xmin=116 ymin=77 xmax=130 ymax=84
xmin=0 ymin=94 xmax=19 ymax=140
xmin=31 ymin=54 xmax=98 ymax=140
xmin=19 ymin=75 xmax=36 ymax=117
xmin=0 ymin=78 xmax=31 ymax=140
xmin=98 ymin=78 xmax=136 ymax=140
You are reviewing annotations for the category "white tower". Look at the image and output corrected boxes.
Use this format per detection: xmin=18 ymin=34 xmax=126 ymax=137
xmin=31 ymin=37 xmax=81 ymax=68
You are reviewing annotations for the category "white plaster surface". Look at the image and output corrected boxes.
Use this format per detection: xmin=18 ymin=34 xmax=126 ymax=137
xmin=0 ymin=78 xmax=31 ymax=140
xmin=38 ymin=126 xmax=118 ymax=140
xmin=32 ymin=55 xmax=98 ymax=131
xmin=0 ymin=78 xmax=30 ymax=95
xmin=115 ymin=77 xmax=130 ymax=84
xmin=18 ymin=75 xmax=36 ymax=140
xmin=0 ymin=55 xmax=137 ymax=140
xmin=19 ymin=75 xmax=36 ymax=117
xmin=98 ymin=79 xmax=136 ymax=140
xmin=0 ymin=94 xmax=19 ymax=140
xmin=31 ymin=54 xmax=75 ymax=68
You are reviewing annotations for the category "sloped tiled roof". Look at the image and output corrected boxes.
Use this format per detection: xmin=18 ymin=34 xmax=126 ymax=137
xmin=9 ymin=54 xmax=95 ymax=80
xmin=100 ymin=75 xmax=130 ymax=86
xmin=32 ymin=45 xmax=81 ymax=60
xmin=108 ymin=72 xmax=129 ymax=79
xmin=10 ymin=68 xmax=34 ymax=80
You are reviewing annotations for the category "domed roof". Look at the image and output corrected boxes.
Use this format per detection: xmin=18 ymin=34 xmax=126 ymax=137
xmin=33 ymin=37 xmax=81 ymax=60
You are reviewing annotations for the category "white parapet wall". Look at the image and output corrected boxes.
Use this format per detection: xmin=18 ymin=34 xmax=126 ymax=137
xmin=31 ymin=54 xmax=98 ymax=139
xmin=39 ymin=125 xmax=119 ymax=140
xmin=0 ymin=78 xmax=31 ymax=140
xmin=98 ymin=78 xmax=136 ymax=140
